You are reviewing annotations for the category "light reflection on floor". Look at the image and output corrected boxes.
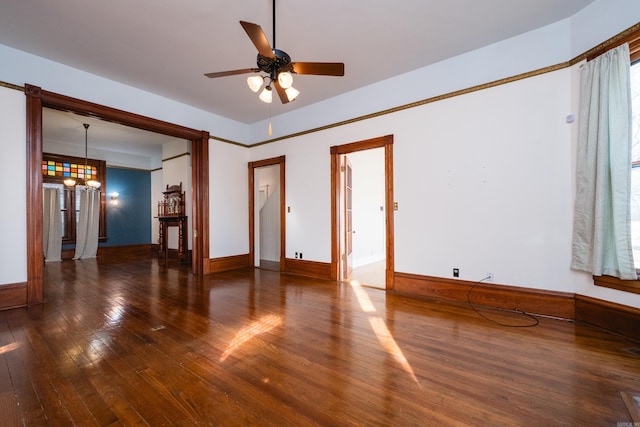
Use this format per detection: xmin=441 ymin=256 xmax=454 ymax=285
xmin=0 ymin=342 xmax=21 ymax=355
xmin=220 ymin=314 xmax=283 ymax=362
xmin=350 ymin=280 xmax=420 ymax=386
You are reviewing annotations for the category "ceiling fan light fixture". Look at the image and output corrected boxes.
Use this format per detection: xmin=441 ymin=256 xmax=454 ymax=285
xmin=259 ymin=86 xmax=273 ymax=103
xmin=64 ymin=178 xmax=77 ymax=187
xmin=285 ymin=86 xmax=300 ymax=102
xmin=203 ymin=2 xmax=344 ymax=108
xmin=277 ymin=71 xmax=293 ymax=89
xmin=247 ymin=75 xmax=264 ymax=92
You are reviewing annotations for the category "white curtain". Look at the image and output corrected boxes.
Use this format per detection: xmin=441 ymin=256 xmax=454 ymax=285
xmin=74 ymin=188 xmax=100 ymax=260
xmin=571 ymin=43 xmax=636 ymax=280
xmin=42 ymin=187 xmax=62 ymax=262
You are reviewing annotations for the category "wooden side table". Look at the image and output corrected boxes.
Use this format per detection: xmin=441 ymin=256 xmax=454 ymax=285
xmin=157 ymin=183 xmax=189 ymax=263
xmin=157 ymin=215 xmax=188 ymax=263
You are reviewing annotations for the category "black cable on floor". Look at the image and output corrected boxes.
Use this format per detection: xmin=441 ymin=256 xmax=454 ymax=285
xmin=467 ymin=276 xmax=539 ymax=328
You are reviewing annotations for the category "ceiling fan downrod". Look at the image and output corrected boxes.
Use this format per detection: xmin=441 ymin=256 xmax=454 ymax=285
xmin=272 ymin=0 xmax=276 ymax=50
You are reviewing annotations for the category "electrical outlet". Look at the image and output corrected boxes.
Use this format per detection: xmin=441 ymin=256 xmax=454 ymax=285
xmin=295 ymin=252 xmax=298 ymax=259
xmin=453 ymin=268 xmax=459 ymax=278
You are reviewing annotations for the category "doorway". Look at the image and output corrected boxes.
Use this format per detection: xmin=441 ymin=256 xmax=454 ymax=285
xmin=248 ymin=156 xmax=286 ymax=270
xmin=342 ymin=148 xmax=386 ymax=288
xmin=25 ymin=84 xmax=210 ymax=306
xmin=330 ymin=135 xmax=394 ymax=289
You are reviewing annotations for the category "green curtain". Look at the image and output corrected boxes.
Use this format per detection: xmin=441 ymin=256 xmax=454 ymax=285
xmin=571 ymin=43 xmax=636 ymax=280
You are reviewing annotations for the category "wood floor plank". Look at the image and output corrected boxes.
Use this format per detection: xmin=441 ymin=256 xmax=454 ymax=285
xmin=0 ymin=391 xmax=21 ymax=427
xmin=1 ymin=253 xmax=639 ymax=425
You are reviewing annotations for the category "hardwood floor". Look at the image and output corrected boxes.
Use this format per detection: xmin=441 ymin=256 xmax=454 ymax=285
xmin=1 ymin=253 xmax=639 ymax=426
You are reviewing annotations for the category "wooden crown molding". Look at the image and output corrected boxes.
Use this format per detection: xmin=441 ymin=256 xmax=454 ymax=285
xmin=6 ymin=22 xmax=640 ymax=148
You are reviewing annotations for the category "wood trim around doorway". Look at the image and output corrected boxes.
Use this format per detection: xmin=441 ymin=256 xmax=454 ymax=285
xmin=330 ymin=135 xmax=394 ymax=287
xmin=248 ymin=156 xmax=286 ymax=270
xmin=24 ymin=84 xmax=210 ymax=305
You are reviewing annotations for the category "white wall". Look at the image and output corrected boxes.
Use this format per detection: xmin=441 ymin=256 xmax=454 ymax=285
xmin=570 ymin=0 xmax=640 ymax=58
xmin=0 ymin=86 xmax=26 ymax=285
xmin=248 ymin=19 xmax=574 ymax=145
xmin=250 ymin=136 xmax=332 ymax=262
xmin=2 ymin=0 xmax=640 ymax=310
xmin=0 ymin=44 xmax=248 ymax=145
xmin=250 ymin=65 xmax=640 ymax=309
xmin=209 ymin=140 xmax=249 ymax=258
xmin=392 ymin=71 xmax=574 ymax=288
xmin=162 ymin=140 xmax=192 ymax=250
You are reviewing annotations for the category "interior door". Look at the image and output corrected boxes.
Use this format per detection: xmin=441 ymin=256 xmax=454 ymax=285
xmin=343 ymin=156 xmax=353 ymax=279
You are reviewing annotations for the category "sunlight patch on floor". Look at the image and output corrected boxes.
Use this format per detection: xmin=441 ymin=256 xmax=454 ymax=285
xmin=220 ymin=314 xmax=282 ymax=362
xmin=349 ymin=280 xmax=377 ymax=313
xmin=0 ymin=342 xmax=21 ymax=355
xmin=350 ymin=280 xmax=420 ymax=386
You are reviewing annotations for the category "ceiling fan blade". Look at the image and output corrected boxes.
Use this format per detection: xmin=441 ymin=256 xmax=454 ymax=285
xmin=291 ymin=62 xmax=345 ymax=76
xmin=273 ymin=81 xmax=290 ymax=104
xmin=240 ymin=21 xmax=275 ymax=58
xmin=204 ymin=68 xmax=259 ymax=78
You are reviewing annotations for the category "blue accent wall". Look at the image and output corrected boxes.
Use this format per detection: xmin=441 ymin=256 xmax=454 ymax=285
xmin=101 ymin=167 xmax=151 ymax=247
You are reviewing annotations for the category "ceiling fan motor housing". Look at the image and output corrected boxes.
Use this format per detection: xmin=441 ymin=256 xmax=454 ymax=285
xmin=257 ymin=49 xmax=293 ymax=79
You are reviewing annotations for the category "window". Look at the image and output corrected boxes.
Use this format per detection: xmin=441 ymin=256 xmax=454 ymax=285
xmin=632 ymin=60 xmax=640 ymax=270
xmin=42 ymin=153 xmax=107 ymax=244
xmin=593 ymin=28 xmax=640 ymax=294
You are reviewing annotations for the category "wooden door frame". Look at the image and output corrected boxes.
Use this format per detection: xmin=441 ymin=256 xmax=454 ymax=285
xmin=248 ymin=156 xmax=286 ymax=270
xmin=24 ymin=84 xmax=210 ymax=305
xmin=330 ymin=135 xmax=394 ymax=288
xmin=342 ymin=156 xmax=353 ymax=279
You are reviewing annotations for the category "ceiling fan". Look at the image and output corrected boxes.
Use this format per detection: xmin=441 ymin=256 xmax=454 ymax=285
xmin=204 ymin=0 xmax=345 ymax=104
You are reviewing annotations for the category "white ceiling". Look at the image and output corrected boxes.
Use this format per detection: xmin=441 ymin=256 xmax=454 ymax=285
xmin=0 ymin=0 xmax=595 ymax=126
xmin=42 ymin=108 xmax=177 ymax=161
xmin=2 ymin=1 xmax=596 ymax=158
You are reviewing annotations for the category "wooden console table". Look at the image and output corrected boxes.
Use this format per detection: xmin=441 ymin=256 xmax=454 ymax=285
xmin=156 ymin=183 xmax=189 ymax=263
xmin=157 ymin=215 xmax=188 ymax=262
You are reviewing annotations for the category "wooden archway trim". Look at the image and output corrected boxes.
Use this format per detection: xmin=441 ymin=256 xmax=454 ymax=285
xmin=24 ymin=84 xmax=210 ymax=305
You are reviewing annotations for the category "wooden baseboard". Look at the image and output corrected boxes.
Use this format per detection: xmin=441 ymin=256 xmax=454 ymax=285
xmin=0 ymin=282 xmax=27 ymax=311
xmin=575 ymin=295 xmax=640 ymax=342
xmin=99 ymin=244 xmax=156 ymax=258
xmin=394 ymin=272 xmax=575 ymax=319
xmin=283 ymin=258 xmax=332 ymax=281
xmin=61 ymin=244 xmax=157 ymax=260
xmin=208 ymin=254 xmax=250 ymax=274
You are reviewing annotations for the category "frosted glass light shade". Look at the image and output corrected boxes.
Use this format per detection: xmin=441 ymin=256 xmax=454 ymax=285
xmin=247 ymin=75 xmax=264 ymax=92
xmin=86 ymin=179 xmax=101 ymax=189
xmin=285 ymin=86 xmax=300 ymax=101
xmin=277 ymin=71 xmax=293 ymax=89
xmin=259 ymin=86 xmax=273 ymax=103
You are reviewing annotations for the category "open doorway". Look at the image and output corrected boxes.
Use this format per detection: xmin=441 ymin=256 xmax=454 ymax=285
xmin=248 ymin=156 xmax=286 ymax=271
xmin=342 ymin=148 xmax=386 ymax=288
xmin=330 ymin=135 xmax=394 ymax=289
xmin=24 ymin=84 xmax=210 ymax=305
xmin=42 ymin=108 xmax=189 ymax=262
